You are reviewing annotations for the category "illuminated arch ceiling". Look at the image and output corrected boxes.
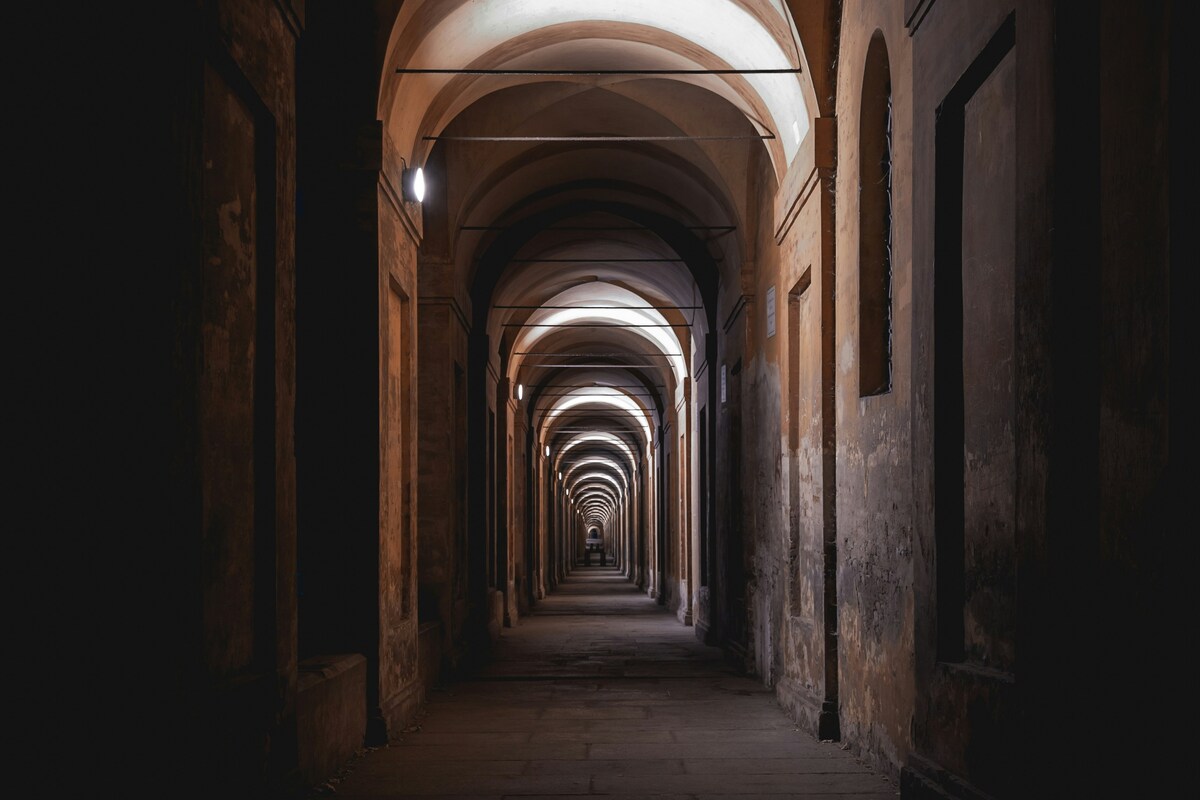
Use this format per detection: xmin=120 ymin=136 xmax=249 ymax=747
xmin=380 ymin=2 xmax=817 ymax=538
xmin=382 ymin=0 xmax=816 ymax=174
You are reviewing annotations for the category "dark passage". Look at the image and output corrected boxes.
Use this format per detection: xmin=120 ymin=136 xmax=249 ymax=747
xmin=331 ymin=567 xmax=896 ymax=798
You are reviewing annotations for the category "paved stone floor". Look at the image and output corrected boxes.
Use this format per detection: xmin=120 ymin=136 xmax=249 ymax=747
xmin=332 ymin=566 xmax=897 ymax=799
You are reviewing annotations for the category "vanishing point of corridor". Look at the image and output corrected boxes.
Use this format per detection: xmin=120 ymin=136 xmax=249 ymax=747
xmin=331 ymin=567 xmax=894 ymax=799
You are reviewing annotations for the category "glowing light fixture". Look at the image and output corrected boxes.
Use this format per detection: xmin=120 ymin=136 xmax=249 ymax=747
xmin=545 ymin=445 xmax=550 ymax=457
xmin=516 ymin=383 xmax=524 ymax=400
xmin=402 ymin=164 xmax=426 ymax=203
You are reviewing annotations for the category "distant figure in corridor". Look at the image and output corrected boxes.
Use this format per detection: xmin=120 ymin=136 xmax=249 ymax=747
xmin=585 ymin=528 xmax=603 ymax=566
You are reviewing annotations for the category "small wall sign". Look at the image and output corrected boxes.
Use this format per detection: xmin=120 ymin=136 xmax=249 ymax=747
xmin=766 ymin=285 xmax=777 ymax=338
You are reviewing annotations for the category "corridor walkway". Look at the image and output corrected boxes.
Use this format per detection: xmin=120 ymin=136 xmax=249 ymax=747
xmin=331 ymin=568 xmax=897 ymax=798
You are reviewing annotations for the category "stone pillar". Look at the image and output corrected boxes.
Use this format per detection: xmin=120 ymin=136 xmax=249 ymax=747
xmin=296 ymin=1 xmax=422 ymax=743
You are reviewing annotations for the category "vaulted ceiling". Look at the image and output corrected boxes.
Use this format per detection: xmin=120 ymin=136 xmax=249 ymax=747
xmin=378 ymin=1 xmax=819 ymax=525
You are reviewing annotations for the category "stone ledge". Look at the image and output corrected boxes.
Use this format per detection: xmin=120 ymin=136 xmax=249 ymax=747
xmin=297 ymin=654 xmax=367 ymax=787
xmin=776 ymin=675 xmax=823 ymax=737
xmin=901 ymin=753 xmax=995 ymax=800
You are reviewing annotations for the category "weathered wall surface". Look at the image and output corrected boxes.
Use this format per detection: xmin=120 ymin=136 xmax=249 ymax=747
xmin=744 ymin=146 xmax=787 ymax=687
xmin=297 ymin=655 xmax=368 ymax=786
xmin=690 ymin=357 xmax=713 ymax=634
xmin=665 ymin=403 xmax=685 ymax=619
xmin=201 ymin=0 xmax=303 ymax=791
xmin=377 ymin=170 xmax=422 ymax=731
xmin=417 ymin=125 xmax=486 ymax=672
xmin=906 ymin=2 xmax=1056 ymax=797
xmin=676 ymin=392 xmax=693 ymax=625
xmin=133 ymin=0 xmax=304 ymax=793
xmin=714 ymin=287 xmax=752 ymax=665
xmin=772 ymin=119 xmax=839 ymax=740
xmin=833 ymin=0 xmax=915 ymax=779
xmin=508 ymin=401 xmax=528 ymax=620
xmin=416 ymin=296 xmax=471 ymax=670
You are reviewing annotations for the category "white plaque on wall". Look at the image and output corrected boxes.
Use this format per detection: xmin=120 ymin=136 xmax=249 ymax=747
xmin=766 ymin=285 xmax=777 ymax=338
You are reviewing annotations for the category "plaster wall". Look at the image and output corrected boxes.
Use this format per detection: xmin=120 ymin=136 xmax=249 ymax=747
xmin=377 ymin=178 xmax=422 ymax=730
xmin=771 ymin=118 xmax=839 ymax=740
xmin=833 ymin=0 xmax=915 ymax=779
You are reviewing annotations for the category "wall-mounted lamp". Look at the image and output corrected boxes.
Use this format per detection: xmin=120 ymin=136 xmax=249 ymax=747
xmin=516 ymin=383 xmax=524 ymax=401
xmin=558 ymin=471 xmax=563 ymax=481
xmin=544 ymin=445 xmax=550 ymax=458
xmin=401 ymin=159 xmax=426 ymax=203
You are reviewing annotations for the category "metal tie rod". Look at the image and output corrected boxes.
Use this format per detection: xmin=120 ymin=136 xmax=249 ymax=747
xmin=548 ymin=431 xmax=643 ymax=437
xmin=461 ymin=225 xmax=734 ymax=231
xmin=538 ymin=414 xmax=651 ymax=419
xmin=540 ymin=400 xmax=662 ymax=407
xmin=425 ymin=134 xmax=772 ymax=142
xmin=539 ymin=397 xmax=657 ymax=401
xmin=550 ymin=442 xmax=641 ymax=449
xmin=396 ymin=67 xmax=802 ymax=76
xmin=495 ymin=304 xmax=702 ymax=310
xmin=515 ymin=351 xmax=682 ymax=357
xmin=503 ymin=322 xmax=691 ymax=328
xmin=537 ymin=383 xmax=664 ymax=389
xmin=524 ymin=363 xmax=669 ymax=368
xmin=546 ymin=432 xmax=641 ymax=438
xmin=547 ymin=426 xmax=642 ymax=430
xmin=543 ymin=418 xmax=648 ymax=422
xmin=540 ymin=410 xmax=651 ymax=415
xmin=539 ymin=394 xmax=659 ymax=398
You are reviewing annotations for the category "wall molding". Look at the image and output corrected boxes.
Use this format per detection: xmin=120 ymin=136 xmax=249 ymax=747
xmin=419 ymin=294 xmax=472 ymax=334
xmin=774 ymin=117 xmax=835 ymax=244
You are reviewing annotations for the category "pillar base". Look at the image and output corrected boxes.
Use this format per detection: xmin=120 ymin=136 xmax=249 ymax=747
xmin=818 ymin=700 xmax=840 ymax=741
xmin=776 ymin=676 xmax=836 ymax=740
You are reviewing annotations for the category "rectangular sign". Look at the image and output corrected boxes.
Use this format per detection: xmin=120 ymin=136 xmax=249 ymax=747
xmin=766 ymin=284 xmax=777 ymax=338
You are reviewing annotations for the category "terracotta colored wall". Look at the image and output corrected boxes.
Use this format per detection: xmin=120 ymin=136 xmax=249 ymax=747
xmin=377 ymin=172 xmax=422 ymax=729
xmin=417 ymin=296 xmax=471 ymax=669
xmin=772 ymin=119 xmax=840 ymax=741
xmin=833 ymin=0 xmax=915 ymax=779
